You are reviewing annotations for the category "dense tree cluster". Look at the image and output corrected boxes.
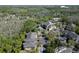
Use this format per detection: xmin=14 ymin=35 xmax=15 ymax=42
xmin=0 ymin=32 xmax=26 ymax=52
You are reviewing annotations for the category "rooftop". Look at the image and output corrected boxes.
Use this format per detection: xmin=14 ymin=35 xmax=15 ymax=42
xmin=55 ymin=46 xmax=73 ymax=53
xmin=38 ymin=37 xmax=47 ymax=45
xmin=23 ymin=32 xmax=37 ymax=48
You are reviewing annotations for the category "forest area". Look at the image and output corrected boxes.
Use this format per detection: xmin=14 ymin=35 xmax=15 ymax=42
xmin=0 ymin=5 xmax=79 ymax=53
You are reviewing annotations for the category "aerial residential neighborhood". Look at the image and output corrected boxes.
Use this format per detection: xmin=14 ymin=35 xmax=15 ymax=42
xmin=0 ymin=5 xmax=79 ymax=53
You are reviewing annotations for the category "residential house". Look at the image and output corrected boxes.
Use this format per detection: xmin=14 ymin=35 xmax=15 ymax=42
xmin=41 ymin=21 xmax=57 ymax=31
xmin=23 ymin=32 xmax=37 ymax=51
xmin=58 ymin=29 xmax=79 ymax=44
xmin=55 ymin=46 xmax=73 ymax=53
xmin=23 ymin=32 xmax=47 ymax=52
xmin=76 ymin=35 xmax=79 ymax=43
xmin=53 ymin=18 xmax=61 ymax=22
xmin=37 ymin=37 xmax=47 ymax=53
xmin=58 ymin=36 xmax=67 ymax=44
xmin=64 ymin=23 xmax=76 ymax=31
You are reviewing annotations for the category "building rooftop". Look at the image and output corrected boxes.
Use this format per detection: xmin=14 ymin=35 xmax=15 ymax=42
xmin=63 ymin=30 xmax=77 ymax=40
xmin=76 ymin=35 xmax=79 ymax=43
xmin=23 ymin=32 xmax=47 ymax=49
xmin=41 ymin=21 xmax=53 ymax=30
xmin=38 ymin=37 xmax=47 ymax=45
xmin=23 ymin=32 xmax=37 ymax=48
xmin=55 ymin=46 xmax=73 ymax=53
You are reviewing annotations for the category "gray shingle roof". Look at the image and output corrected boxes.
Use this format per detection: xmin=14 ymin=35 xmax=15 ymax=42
xmin=41 ymin=21 xmax=53 ymax=29
xmin=58 ymin=37 xmax=67 ymax=40
xmin=63 ymin=31 xmax=77 ymax=40
xmin=38 ymin=37 xmax=47 ymax=45
xmin=76 ymin=35 xmax=79 ymax=43
xmin=23 ymin=31 xmax=48 ymax=49
xmin=23 ymin=41 xmax=37 ymax=48
xmin=39 ymin=47 xmax=46 ymax=53
xmin=60 ymin=48 xmax=72 ymax=53
xmin=66 ymin=32 xmax=77 ymax=39
xmin=55 ymin=47 xmax=73 ymax=53
xmin=23 ymin=32 xmax=37 ymax=48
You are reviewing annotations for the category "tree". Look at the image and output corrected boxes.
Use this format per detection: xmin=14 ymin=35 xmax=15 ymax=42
xmin=44 ymin=39 xmax=62 ymax=53
xmin=0 ymin=32 xmax=26 ymax=53
xmin=75 ymin=26 xmax=79 ymax=35
xmin=61 ymin=16 xmax=68 ymax=23
xmin=67 ymin=39 xmax=76 ymax=47
xmin=23 ymin=20 xmax=37 ymax=32
xmin=73 ymin=43 xmax=79 ymax=51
